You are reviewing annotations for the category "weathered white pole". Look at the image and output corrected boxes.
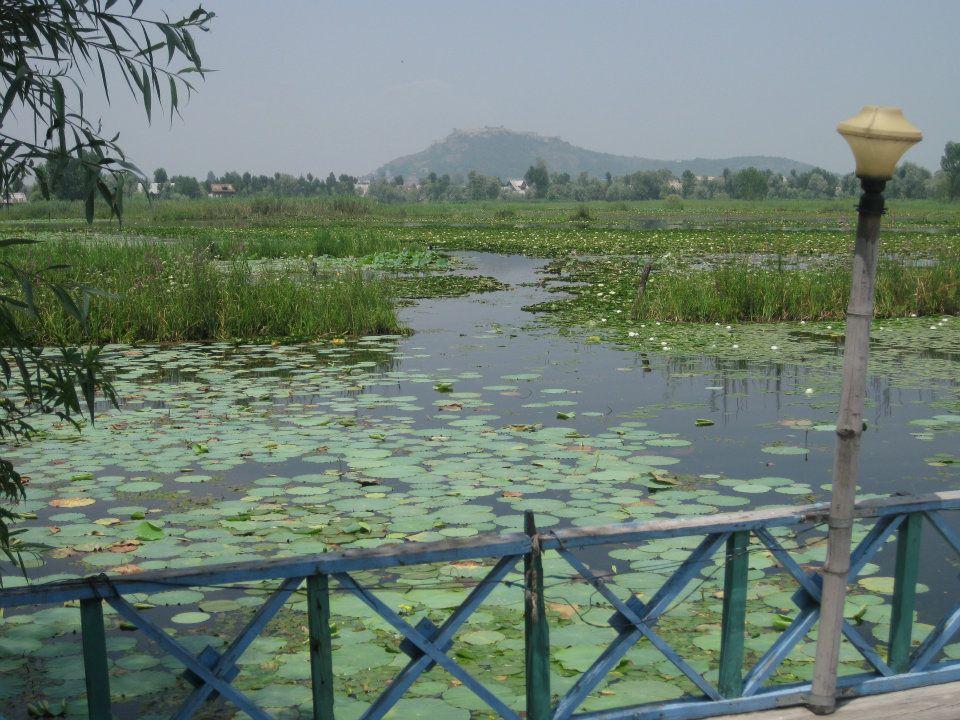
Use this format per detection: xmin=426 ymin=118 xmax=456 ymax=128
xmin=807 ymin=178 xmax=884 ymax=714
xmin=807 ymin=106 xmax=921 ymax=714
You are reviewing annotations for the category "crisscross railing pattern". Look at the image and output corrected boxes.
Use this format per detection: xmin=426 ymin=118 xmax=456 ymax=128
xmin=3 ymin=492 xmax=960 ymax=720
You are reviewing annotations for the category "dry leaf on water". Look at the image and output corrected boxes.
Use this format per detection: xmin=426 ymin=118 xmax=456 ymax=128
xmin=49 ymin=497 xmax=95 ymax=508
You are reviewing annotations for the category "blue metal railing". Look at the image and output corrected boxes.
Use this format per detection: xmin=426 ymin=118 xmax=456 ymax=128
xmin=2 ymin=491 xmax=960 ymax=720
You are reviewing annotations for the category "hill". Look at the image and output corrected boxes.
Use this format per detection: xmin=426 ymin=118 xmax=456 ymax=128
xmin=374 ymin=127 xmax=815 ymax=180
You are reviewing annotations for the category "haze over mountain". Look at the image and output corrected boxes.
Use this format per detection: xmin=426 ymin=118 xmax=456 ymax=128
xmin=374 ymin=127 xmax=816 ymax=181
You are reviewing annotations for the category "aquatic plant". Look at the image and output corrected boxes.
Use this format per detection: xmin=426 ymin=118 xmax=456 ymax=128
xmin=0 ymin=239 xmax=400 ymax=342
xmin=545 ymin=256 xmax=960 ymax=323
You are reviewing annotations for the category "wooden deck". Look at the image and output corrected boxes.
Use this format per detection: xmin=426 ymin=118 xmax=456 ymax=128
xmin=720 ymin=681 xmax=960 ymax=719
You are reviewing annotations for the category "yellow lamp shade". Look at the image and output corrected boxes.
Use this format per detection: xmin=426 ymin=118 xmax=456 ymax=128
xmin=837 ymin=106 xmax=922 ymax=179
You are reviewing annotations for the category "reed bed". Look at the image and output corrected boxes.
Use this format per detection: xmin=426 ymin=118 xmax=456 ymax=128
xmin=181 ymin=226 xmax=404 ymax=260
xmin=629 ymin=259 xmax=960 ymax=322
xmin=3 ymin=239 xmax=401 ymax=343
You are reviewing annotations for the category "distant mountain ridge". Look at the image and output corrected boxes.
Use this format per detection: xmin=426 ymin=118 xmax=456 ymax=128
xmin=374 ymin=127 xmax=815 ymax=180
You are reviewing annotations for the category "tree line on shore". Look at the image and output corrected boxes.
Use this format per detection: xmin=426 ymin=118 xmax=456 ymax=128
xmin=18 ymin=142 xmax=960 ymax=205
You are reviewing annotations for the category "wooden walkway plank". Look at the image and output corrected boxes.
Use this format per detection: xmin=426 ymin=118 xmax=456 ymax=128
xmin=717 ymin=680 xmax=960 ymax=719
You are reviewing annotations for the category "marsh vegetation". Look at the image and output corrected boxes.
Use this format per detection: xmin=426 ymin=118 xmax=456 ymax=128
xmin=1 ymin=198 xmax=959 ymax=718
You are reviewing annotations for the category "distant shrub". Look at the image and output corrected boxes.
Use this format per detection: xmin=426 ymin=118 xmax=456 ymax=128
xmin=329 ymin=195 xmax=372 ymax=216
xmin=664 ymin=194 xmax=684 ymax=208
xmin=250 ymin=196 xmax=284 ymax=216
xmin=495 ymin=208 xmax=517 ymax=220
xmin=570 ymin=205 xmax=593 ymax=222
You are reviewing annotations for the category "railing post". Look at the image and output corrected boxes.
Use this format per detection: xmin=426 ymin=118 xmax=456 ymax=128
xmin=80 ymin=597 xmax=112 ymax=720
xmin=307 ymin=574 xmax=335 ymax=719
xmin=888 ymin=512 xmax=922 ymax=673
xmin=718 ymin=531 xmax=749 ymax=698
xmin=525 ymin=511 xmax=551 ymax=720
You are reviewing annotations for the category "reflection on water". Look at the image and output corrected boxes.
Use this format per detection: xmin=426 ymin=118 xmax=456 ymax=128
xmin=120 ymin=251 xmax=955 ymax=503
xmin=400 ymin=253 xmax=956 ymax=493
xmin=398 ymin=252 xmax=960 ymax=621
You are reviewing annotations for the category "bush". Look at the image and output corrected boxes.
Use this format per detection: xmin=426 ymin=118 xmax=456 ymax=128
xmin=250 ymin=196 xmax=285 ymax=216
xmin=570 ymin=205 xmax=593 ymax=222
xmin=330 ymin=195 xmax=372 ymax=216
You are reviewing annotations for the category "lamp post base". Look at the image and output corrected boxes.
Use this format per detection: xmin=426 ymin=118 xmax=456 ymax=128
xmin=806 ymin=692 xmax=838 ymax=715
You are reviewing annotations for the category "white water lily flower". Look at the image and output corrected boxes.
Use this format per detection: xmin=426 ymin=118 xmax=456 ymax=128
xmin=770 ymin=345 xmax=779 ymax=350
xmin=931 ymin=326 xmax=937 ymax=330
xmin=628 ymin=331 xmax=638 ymax=337
xmin=732 ymin=344 xmax=739 ymax=349
xmin=800 ymin=320 xmax=806 ymax=325
xmin=663 ymin=346 xmax=671 ymax=351
xmin=805 ymin=388 xmax=814 ymax=395
xmin=725 ymin=325 xmax=732 ymax=330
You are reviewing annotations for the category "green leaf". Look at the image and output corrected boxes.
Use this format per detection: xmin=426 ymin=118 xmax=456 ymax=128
xmin=52 ymin=79 xmax=66 ymax=151
xmin=51 ymin=284 xmax=84 ymax=324
xmin=97 ymin=52 xmax=111 ymax=104
xmin=84 ymin=188 xmax=95 ymax=224
xmin=135 ymin=521 xmax=164 ymax=542
xmin=142 ymin=67 xmax=152 ymax=120
xmin=169 ymin=76 xmax=179 ymax=121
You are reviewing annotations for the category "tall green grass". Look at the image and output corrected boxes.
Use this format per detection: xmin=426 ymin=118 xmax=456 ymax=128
xmin=6 ymin=196 xmax=959 ymax=231
xmin=0 ymin=195 xmax=383 ymax=223
xmin=4 ymin=239 xmax=401 ymax=343
xmin=199 ymin=227 xmax=402 ymax=260
xmin=631 ymin=260 xmax=960 ymax=322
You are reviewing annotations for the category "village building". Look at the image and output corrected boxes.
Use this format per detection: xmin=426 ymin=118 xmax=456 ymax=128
xmin=504 ymin=178 xmax=528 ymax=195
xmin=208 ymin=183 xmax=237 ymax=198
xmin=0 ymin=191 xmax=28 ymax=205
xmin=136 ymin=182 xmax=169 ymax=197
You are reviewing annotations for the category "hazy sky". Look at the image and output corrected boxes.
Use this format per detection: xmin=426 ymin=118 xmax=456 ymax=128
xmin=72 ymin=1 xmax=959 ymax=177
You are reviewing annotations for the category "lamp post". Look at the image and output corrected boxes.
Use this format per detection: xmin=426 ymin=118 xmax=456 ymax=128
xmin=808 ymin=106 xmax=922 ymax=714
